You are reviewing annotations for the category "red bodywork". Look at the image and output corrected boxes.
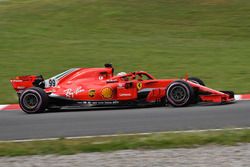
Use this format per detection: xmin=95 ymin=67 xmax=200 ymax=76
xmin=10 ymin=67 xmax=234 ymax=107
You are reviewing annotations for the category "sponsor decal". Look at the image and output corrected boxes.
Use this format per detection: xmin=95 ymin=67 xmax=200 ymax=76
xmin=119 ymin=93 xmax=132 ymax=97
xmin=137 ymin=82 xmax=143 ymax=90
xmin=51 ymin=89 xmax=56 ymax=93
xmin=99 ymin=76 xmax=104 ymax=80
xmin=88 ymin=89 xmax=96 ymax=98
xmin=10 ymin=80 xmax=23 ymax=82
xmin=64 ymin=88 xmax=74 ymax=98
xmin=101 ymin=87 xmax=113 ymax=99
xmin=77 ymin=101 xmax=119 ymax=105
xmin=75 ymin=86 xmax=85 ymax=94
xmin=118 ymin=83 xmax=123 ymax=88
xmin=64 ymin=86 xmax=85 ymax=98
xmin=17 ymin=86 xmax=25 ymax=89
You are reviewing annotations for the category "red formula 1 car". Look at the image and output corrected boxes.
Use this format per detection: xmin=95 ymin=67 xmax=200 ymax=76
xmin=10 ymin=64 xmax=235 ymax=114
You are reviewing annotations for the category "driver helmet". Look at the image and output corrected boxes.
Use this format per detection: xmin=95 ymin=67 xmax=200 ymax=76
xmin=117 ymin=72 xmax=127 ymax=76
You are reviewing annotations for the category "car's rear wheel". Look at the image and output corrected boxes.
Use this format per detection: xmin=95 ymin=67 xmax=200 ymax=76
xmin=166 ymin=80 xmax=194 ymax=107
xmin=19 ymin=87 xmax=48 ymax=114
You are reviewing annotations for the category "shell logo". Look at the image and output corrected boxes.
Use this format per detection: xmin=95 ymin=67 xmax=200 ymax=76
xmin=101 ymin=87 xmax=113 ymax=99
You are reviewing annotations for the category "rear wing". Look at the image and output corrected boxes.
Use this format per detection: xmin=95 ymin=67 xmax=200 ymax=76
xmin=10 ymin=75 xmax=45 ymax=93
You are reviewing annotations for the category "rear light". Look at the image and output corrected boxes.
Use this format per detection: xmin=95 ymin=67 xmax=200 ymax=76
xmin=125 ymin=82 xmax=133 ymax=89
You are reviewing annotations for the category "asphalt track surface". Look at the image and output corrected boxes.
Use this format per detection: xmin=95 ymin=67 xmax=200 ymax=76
xmin=0 ymin=101 xmax=250 ymax=140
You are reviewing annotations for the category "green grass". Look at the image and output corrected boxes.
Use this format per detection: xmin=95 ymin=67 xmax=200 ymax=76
xmin=0 ymin=129 xmax=250 ymax=156
xmin=1 ymin=0 xmax=250 ymax=103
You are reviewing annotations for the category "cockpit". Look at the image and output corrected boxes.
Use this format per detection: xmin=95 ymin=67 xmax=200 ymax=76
xmin=111 ymin=71 xmax=155 ymax=82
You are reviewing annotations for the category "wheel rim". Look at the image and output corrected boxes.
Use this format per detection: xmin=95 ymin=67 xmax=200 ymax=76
xmin=23 ymin=93 xmax=39 ymax=109
xmin=170 ymin=86 xmax=187 ymax=102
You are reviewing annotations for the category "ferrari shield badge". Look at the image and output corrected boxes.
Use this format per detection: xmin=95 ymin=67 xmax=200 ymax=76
xmin=137 ymin=82 xmax=142 ymax=90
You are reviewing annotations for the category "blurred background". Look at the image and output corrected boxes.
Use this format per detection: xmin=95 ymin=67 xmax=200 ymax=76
xmin=1 ymin=0 xmax=250 ymax=103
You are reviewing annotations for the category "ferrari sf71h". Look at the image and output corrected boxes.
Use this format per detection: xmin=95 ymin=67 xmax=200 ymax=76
xmin=10 ymin=64 xmax=234 ymax=114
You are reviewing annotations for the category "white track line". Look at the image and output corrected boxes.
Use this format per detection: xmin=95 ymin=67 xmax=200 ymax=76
xmin=0 ymin=105 xmax=7 ymax=110
xmin=234 ymin=95 xmax=241 ymax=101
xmin=1 ymin=127 xmax=250 ymax=143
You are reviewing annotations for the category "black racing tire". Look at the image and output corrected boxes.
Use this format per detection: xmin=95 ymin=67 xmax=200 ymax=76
xmin=19 ymin=87 xmax=48 ymax=114
xmin=188 ymin=77 xmax=205 ymax=104
xmin=220 ymin=91 xmax=235 ymax=99
xmin=188 ymin=77 xmax=205 ymax=86
xmin=166 ymin=80 xmax=194 ymax=107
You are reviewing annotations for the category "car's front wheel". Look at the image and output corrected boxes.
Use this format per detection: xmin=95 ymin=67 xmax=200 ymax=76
xmin=166 ymin=80 xmax=194 ymax=107
xmin=188 ymin=77 xmax=205 ymax=86
xmin=19 ymin=87 xmax=48 ymax=114
xmin=187 ymin=77 xmax=205 ymax=104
